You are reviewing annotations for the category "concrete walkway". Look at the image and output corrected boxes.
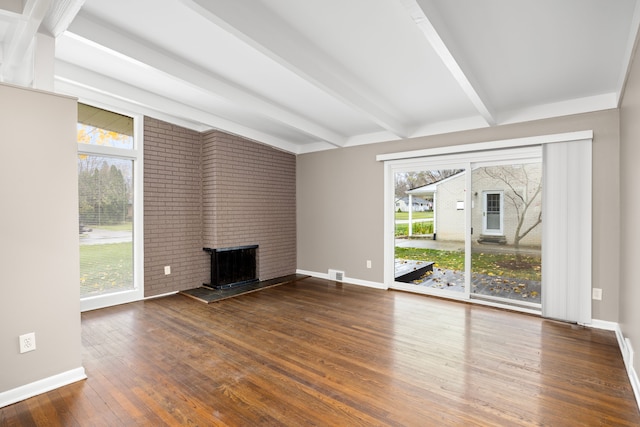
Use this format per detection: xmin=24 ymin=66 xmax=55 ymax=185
xmin=395 ymin=237 xmax=541 ymax=257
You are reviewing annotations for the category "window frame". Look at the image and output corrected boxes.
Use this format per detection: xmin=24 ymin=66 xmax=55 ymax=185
xmin=78 ymin=105 xmax=144 ymax=312
xmin=482 ymin=190 xmax=504 ymax=236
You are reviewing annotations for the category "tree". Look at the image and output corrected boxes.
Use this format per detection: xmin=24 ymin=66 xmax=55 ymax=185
xmin=101 ymin=165 xmax=128 ymax=224
xmin=77 ymin=124 xmax=132 ymax=148
xmin=77 ymin=124 xmax=132 ymax=226
xmin=478 ymin=164 xmax=542 ymax=253
xmin=78 ymin=158 xmax=130 ymax=226
xmin=395 ymin=169 xmax=463 ymax=199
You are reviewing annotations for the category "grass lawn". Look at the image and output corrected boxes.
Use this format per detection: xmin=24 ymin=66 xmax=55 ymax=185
xmin=80 ymin=242 xmax=133 ymax=297
xmin=395 ymin=247 xmax=541 ymax=282
xmin=395 ymin=211 xmax=433 ymax=220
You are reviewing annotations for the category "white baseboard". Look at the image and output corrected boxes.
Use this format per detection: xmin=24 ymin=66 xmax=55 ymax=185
xmin=585 ymin=319 xmax=618 ymax=331
xmin=297 ymin=269 xmax=329 ymax=280
xmin=296 ymin=269 xmax=387 ymax=290
xmin=145 ymin=290 xmax=179 ymax=300
xmin=582 ymin=319 xmax=640 ymax=412
xmin=341 ymin=276 xmax=387 ymax=289
xmin=625 ymin=340 xmax=640 ymax=412
xmin=0 ymin=367 xmax=86 ymax=408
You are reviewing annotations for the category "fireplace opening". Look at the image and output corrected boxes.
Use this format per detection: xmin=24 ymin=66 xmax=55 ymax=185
xmin=203 ymin=245 xmax=258 ymax=289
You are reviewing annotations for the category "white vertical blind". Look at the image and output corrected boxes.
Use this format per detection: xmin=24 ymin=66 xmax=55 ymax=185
xmin=542 ymin=139 xmax=592 ymax=323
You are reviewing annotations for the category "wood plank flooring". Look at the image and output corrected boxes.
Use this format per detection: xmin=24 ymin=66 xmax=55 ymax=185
xmin=2 ymin=276 xmax=639 ymax=426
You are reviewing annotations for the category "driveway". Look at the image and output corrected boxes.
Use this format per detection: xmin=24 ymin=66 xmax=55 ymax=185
xmin=80 ymin=228 xmax=132 ymax=245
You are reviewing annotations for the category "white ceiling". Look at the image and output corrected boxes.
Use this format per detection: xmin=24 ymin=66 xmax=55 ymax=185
xmin=1 ymin=0 xmax=639 ymax=154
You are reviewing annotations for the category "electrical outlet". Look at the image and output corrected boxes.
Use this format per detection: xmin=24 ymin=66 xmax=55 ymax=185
xmin=366 ymin=260 xmax=372 ymax=269
xmin=592 ymin=288 xmax=603 ymax=301
xmin=19 ymin=332 xmax=36 ymax=353
xmin=164 ymin=266 xmax=171 ymax=275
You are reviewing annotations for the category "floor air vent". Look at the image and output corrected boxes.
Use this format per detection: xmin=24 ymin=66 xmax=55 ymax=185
xmin=328 ymin=269 xmax=344 ymax=282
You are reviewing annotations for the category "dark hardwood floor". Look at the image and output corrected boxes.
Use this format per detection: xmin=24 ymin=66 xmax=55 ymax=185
xmin=2 ymin=276 xmax=639 ymax=426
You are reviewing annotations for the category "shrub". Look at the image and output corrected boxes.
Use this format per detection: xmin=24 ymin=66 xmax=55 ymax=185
xmin=395 ymin=221 xmax=433 ymax=236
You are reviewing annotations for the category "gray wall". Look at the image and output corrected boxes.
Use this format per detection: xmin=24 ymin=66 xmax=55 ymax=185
xmin=0 ymin=84 xmax=83 ymax=393
xmin=619 ymin=39 xmax=640 ymax=377
xmin=298 ymin=109 xmax=620 ymax=321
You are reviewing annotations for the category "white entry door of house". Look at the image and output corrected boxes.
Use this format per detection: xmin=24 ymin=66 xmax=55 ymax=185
xmin=482 ymin=191 xmax=503 ymax=235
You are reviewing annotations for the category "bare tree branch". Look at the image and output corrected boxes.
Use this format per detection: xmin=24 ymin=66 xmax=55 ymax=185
xmin=481 ymin=164 xmax=542 ymax=250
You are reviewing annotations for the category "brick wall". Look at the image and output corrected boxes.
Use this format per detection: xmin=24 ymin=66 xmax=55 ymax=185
xmin=143 ymin=119 xmax=297 ymax=295
xmin=202 ymin=131 xmax=297 ymax=281
xmin=143 ymin=118 xmax=208 ymax=297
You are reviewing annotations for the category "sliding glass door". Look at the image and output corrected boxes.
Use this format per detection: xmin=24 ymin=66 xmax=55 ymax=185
xmin=394 ymin=167 xmax=467 ymax=299
xmin=387 ymin=147 xmax=543 ymax=311
xmin=470 ymin=161 xmax=542 ymax=309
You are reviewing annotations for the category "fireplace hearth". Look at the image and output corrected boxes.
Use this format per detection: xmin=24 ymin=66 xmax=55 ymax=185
xmin=203 ymin=245 xmax=258 ymax=289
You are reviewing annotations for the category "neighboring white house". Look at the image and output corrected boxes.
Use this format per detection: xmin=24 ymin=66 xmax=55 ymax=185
xmin=406 ymin=164 xmax=542 ymax=247
xmin=395 ymin=196 xmax=430 ymax=212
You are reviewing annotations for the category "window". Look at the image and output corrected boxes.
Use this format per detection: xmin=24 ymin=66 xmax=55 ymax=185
xmin=78 ymin=104 xmax=143 ymax=311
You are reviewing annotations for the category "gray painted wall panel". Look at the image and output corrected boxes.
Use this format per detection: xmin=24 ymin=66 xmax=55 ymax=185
xmin=0 ymin=84 xmax=82 ymax=393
